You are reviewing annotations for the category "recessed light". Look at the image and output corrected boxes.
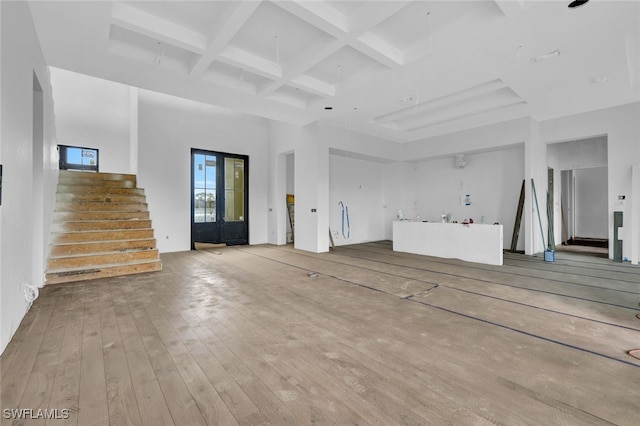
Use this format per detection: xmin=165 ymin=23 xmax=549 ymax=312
xmin=568 ymin=0 xmax=590 ymax=8
xmin=590 ymin=76 xmax=609 ymax=84
xmin=324 ymin=106 xmax=333 ymax=110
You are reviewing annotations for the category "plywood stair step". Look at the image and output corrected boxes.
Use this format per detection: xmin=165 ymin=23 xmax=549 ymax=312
xmin=56 ymin=193 xmax=148 ymax=203
xmin=56 ymin=184 xmax=145 ymax=195
xmin=54 ymin=210 xmax=150 ymax=221
xmin=45 ymin=260 xmax=162 ymax=285
xmin=46 ymin=170 xmax=162 ymax=284
xmin=52 ymin=219 xmax=152 ymax=232
xmin=49 ymin=238 xmax=157 ymax=257
xmin=48 ymin=249 xmax=160 ymax=270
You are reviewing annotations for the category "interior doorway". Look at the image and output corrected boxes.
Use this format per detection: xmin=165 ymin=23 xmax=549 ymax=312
xmin=549 ymin=136 xmax=608 ymax=256
xmin=191 ymin=149 xmax=249 ymax=248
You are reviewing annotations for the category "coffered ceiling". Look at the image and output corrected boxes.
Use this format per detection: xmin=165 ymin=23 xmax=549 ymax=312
xmin=29 ymin=1 xmax=640 ymax=142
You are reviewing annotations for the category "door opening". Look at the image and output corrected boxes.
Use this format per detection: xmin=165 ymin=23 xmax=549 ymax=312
xmin=191 ymin=149 xmax=248 ymax=248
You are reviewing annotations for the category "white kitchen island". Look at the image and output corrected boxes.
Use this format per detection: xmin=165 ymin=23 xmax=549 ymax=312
xmin=392 ymin=221 xmax=503 ymax=266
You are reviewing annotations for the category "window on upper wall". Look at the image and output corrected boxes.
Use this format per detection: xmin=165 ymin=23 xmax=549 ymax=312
xmin=58 ymin=145 xmax=99 ymax=172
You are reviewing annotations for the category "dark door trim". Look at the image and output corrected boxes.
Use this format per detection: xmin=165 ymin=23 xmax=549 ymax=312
xmin=191 ymin=148 xmax=249 ymax=249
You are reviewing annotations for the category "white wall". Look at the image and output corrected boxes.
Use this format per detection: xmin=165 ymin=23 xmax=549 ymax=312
xmin=50 ymin=67 xmax=133 ymax=174
xmin=138 ymin=89 xmax=270 ymax=252
xmin=574 ymin=167 xmax=608 ymax=239
xmin=1 ymin=2 xmax=58 ymax=354
xmin=548 ymin=137 xmax=608 ymax=245
xmin=541 ymin=102 xmax=640 ymax=260
xmin=410 ymin=145 xmax=525 ymax=250
xmin=547 ymin=136 xmax=608 ymax=171
xmin=329 ymin=154 xmax=386 ymax=246
xmin=382 ymin=162 xmax=416 ymax=240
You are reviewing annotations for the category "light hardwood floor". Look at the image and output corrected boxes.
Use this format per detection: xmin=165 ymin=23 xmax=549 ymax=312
xmin=1 ymin=242 xmax=639 ymax=425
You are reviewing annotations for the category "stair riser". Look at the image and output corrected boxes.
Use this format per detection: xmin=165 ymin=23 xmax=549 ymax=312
xmin=54 ymin=211 xmax=150 ymax=221
xmin=49 ymin=239 xmax=157 ymax=256
xmin=51 ymin=220 xmax=153 ymax=232
xmin=56 ymin=185 xmax=145 ymax=195
xmin=57 ymin=177 xmax=136 ymax=188
xmin=48 ymin=249 xmax=160 ymax=270
xmin=55 ymin=202 xmax=148 ymax=212
xmin=45 ymin=261 xmax=162 ymax=285
xmin=56 ymin=193 xmax=147 ymax=203
xmin=52 ymin=229 xmax=155 ymax=244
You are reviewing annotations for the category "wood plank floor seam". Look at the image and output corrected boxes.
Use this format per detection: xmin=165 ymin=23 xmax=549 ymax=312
xmin=2 ymin=243 xmax=639 ymax=425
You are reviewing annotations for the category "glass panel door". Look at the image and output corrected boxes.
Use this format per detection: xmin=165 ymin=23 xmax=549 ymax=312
xmin=224 ymin=157 xmax=245 ymax=222
xmin=193 ymin=154 xmax=216 ymax=223
xmin=191 ymin=149 xmax=248 ymax=248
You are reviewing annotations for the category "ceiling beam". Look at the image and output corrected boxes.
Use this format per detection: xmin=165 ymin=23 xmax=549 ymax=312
xmin=111 ymin=2 xmax=206 ymax=54
xmin=347 ymin=1 xmax=409 ymax=35
xmin=217 ymin=46 xmax=282 ymax=80
xmin=289 ymin=75 xmax=335 ymax=97
xmin=258 ymin=38 xmax=346 ymax=97
xmin=272 ymin=0 xmax=349 ymax=38
xmin=189 ymin=1 xmax=262 ymax=77
xmin=354 ymin=33 xmax=403 ymax=68
xmin=375 ymin=79 xmax=508 ymax=124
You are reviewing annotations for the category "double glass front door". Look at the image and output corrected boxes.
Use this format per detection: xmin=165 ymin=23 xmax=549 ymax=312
xmin=191 ymin=149 xmax=248 ymax=247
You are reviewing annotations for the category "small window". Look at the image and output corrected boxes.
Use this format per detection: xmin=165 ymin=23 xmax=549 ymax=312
xmin=58 ymin=145 xmax=99 ymax=172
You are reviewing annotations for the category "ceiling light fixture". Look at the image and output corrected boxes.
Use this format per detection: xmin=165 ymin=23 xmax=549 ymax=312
xmin=531 ymin=49 xmax=560 ymax=63
xmin=324 ymin=106 xmax=333 ymax=110
xmin=590 ymin=76 xmax=609 ymax=84
xmin=568 ymin=0 xmax=590 ymax=8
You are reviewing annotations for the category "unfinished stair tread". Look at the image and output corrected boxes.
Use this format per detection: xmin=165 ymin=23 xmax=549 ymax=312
xmin=49 ymin=239 xmax=157 ymax=257
xmin=54 ymin=211 xmax=150 ymax=220
xmin=51 ymin=230 xmax=156 ymax=244
xmin=51 ymin=219 xmax=153 ymax=232
xmin=55 ymin=193 xmax=147 ymax=203
xmin=48 ymin=250 xmax=161 ymax=270
xmin=48 ymin=247 xmax=158 ymax=260
xmin=46 ymin=258 xmax=162 ymax=274
xmin=50 ymin=236 xmax=157 ymax=246
xmin=45 ymin=260 xmax=162 ymax=284
xmin=56 ymin=185 xmax=145 ymax=194
xmin=58 ymin=170 xmax=137 ymax=180
xmin=55 ymin=202 xmax=148 ymax=211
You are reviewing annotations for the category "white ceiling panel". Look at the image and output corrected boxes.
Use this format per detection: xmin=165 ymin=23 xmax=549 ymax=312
xmin=109 ymin=25 xmax=198 ymax=74
xmin=229 ymin=1 xmax=336 ymax=65
xmin=27 ymin=0 xmax=640 ymax=143
xmin=122 ymin=1 xmax=227 ymax=36
xmin=203 ymin=60 xmax=274 ymax=94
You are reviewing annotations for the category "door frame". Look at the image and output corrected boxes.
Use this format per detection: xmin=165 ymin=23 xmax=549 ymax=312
xmin=190 ymin=148 xmax=249 ymax=248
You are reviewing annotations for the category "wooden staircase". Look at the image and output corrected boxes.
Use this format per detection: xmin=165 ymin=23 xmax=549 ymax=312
xmin=45 ymin=170 xmax=162 ymax=284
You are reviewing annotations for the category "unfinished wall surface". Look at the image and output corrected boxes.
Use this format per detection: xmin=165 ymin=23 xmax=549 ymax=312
xmin=541 ymin=102 xmax=640 ymax=261
xmin=329 ymin=154 xmax=386 ymax=246
xmin=138 ymin=90 xmax=269 ymax=253
xmin=548 ymin=137 xmax=608 ymax=246
xmin=49 ymin=67 xmax=133 ymax=174
xmin=410 ymin=145 xmax=525 ymax=250
xmin=574 ymin=167 xmax=609 ymax=239
xmin=1 ymin=2 xmax=58 ymax=354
